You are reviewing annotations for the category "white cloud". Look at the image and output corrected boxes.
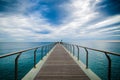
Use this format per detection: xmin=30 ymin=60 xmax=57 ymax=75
xmin=0 ymin=13 xmax=56 ymax=41
xmin=0 ymin=0 xmax=120 ymax=42
xmin=86 ymin=15 xmax=120 ymax=29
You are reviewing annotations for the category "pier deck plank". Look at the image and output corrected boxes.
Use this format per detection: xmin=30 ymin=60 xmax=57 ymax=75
xmin=34 ymin=44 xmax=90 ymax=80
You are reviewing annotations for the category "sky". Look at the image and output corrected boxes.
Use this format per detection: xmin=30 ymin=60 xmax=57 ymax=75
xmin=0 ymin=0 xmax=120 ymax=42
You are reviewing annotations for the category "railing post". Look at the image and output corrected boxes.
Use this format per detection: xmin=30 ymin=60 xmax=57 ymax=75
xmin=65 ymin=44 xmax=67 ymax=50
xmin=34 ymin=48 xmax=38 ymax=68
xmin=104 ymin=52 xmax=111 ymax=80
xmin=70 ymin=44 xmax=72 ymax=53
xmin=48 ymin=45 xmax=50 ymax=52
xmin=72 ymin=45 xmax=75 ymax=56
xmin=46 ymin=45 xmax=48 ymax=54
xmin=84 ymin=48 xmax=88 ymax=69
xmin=48 ymin=45 xmax=50 ymax=53
xmin=66 ymin=44 xmax=67 ymax=49
xmin=44 ymin=46 xmax=47 ymax=55
xmin=68 ymin=44 xmax=70 ymax=52
xmin=68 ymin=44 xmax=70 ymax=51
xmin=67 ymin=44 xmax=69 ymax=50
xmin=41 ymin=46 xmax=44 ymax=60
xmin=76 ymin=45 xmax=79 ymax=60
xmin=15 ymin=52 xmax=22 ymax=80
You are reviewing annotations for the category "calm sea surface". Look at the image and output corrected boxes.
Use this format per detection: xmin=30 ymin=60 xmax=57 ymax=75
xmin=0 ymin=42 xmax=120 ymax=80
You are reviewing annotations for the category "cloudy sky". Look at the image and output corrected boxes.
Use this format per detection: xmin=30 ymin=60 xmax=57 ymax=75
xmin=0 ymin=0 xmax=120 ymax=42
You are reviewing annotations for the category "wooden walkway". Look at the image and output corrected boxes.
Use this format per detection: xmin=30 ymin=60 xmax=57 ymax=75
xmin=34 ymin=44 xmax=90 ymax=80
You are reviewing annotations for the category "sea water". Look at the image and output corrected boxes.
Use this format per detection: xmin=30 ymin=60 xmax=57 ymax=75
xmin=0 ymin=41 xmax=120 ymax=80
xmin=0 ymin=42 xmax=52 ymax=80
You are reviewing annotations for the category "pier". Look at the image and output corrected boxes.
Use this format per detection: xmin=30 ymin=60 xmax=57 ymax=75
xmin=0 ymin=42 xmax=120 ymax=80
xmin=34 ymin=44 xmax=90 ymax=80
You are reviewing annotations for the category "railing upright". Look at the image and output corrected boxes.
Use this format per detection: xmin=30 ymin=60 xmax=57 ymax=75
xmin=45 ymin=46 xmax=47 ymax=56
xmin=104 ymin=52 xmax=111 ymax=80
xmin=61 ymin=42 xmax=120 ymax=80
xmin=0 ymin=43 xmax=56 ymax=80
xmin=41 ymin=46 xmax=44 ymax=60
xmin=76 ymin=45 xmax=80 ymax=60
xmin=72 ymin=45 xmax=75 ymax=56
xmin=34 ymin=48 xmax=38 ymax=68
xmin=70 ymin=44 xmax=72 ymax=53
xmin=84 ymin=48 xmax=89 ymax=69
xmin=67 ymin=44 xmax=69 ymax=50
xmin=68 ymin=44 xmax=70 ymax=51
xmin=15 ymin=52 xmax=22 ymax=80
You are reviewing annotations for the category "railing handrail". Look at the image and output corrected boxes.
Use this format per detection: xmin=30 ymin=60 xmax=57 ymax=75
xmin=62 ymin=42 xmax=120 ymax=80
xmin=0 ymin=44 xmax=53 ymax=58
xmin=63 ymin=42 xmax=120 ymax=56
xmin=76 ymin=45 xmax=120 ymax=56
xmin=0 ymin=42 xmax=56 ymax=80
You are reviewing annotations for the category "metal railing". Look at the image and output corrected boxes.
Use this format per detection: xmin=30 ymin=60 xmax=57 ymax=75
xmin=61 ymin=42 xmax=120 ymax=80
xmin=0 ymin=43 xmax=56 ymax=80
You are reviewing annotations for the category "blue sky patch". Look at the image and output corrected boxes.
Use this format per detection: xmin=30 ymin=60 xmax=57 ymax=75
xmin=35 ymin=30 xmax=51 ymax=34
xmin=0 ymin=0 xmax=18 ymax=12
xmin=96 ymin=0 xmax=120 ymax=16
xmin=30 ymin=0 xmax=69 ymax=25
